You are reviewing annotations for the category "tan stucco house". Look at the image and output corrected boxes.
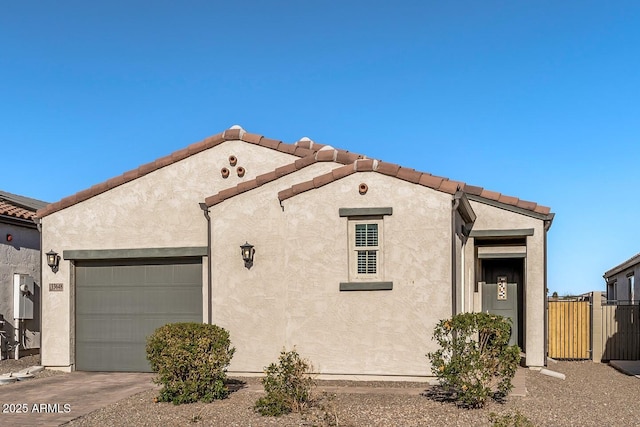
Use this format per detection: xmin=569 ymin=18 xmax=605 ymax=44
xmin=36 ymin=126 xmax=554 ymax=378
xmin=1 ymin=190 xmax=47 ymax=359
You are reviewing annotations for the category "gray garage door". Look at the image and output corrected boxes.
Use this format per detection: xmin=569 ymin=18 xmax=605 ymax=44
xmin=75 ymin=258 xmax=203 ymax=372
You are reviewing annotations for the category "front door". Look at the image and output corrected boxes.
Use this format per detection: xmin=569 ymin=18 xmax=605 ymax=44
xmin=481 ymin=259 xmax=523 ymax=348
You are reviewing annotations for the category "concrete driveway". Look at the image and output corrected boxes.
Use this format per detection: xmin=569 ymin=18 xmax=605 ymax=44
xmin=0 ymin=372 xmax=155 ymax=426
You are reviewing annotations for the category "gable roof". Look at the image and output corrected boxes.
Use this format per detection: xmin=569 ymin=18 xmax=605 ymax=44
xmin=0 ymin=190 xmax=48 ymax=224
xmin=37 ymin=125 xmax=553 ymax=222
xmin=36 ymin=126 xmax=345 ymax=218
xmin=604 ymin=253 xmax=640 ymax=279
xmin=204 ymin=134 xmax=552 ymax=221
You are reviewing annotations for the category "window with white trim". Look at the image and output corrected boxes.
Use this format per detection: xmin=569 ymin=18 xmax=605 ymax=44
xmin=339 ymin=207 xmax=392 ymax=291
xmin=349 ymin=219 xmax=383 ymax=281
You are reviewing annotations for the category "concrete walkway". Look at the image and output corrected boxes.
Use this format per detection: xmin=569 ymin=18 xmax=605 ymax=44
xmin=0 ymin=372 xmax=155 ymax=426
xmin=609 ymin=360 xmax=640 ymax=377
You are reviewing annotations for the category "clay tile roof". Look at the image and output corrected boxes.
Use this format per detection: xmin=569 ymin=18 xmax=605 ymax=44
xmin=0 ymin=201 xmax=36 ymax=221
xmin=37 ymin=125 xmax=327 ymax=218
xmin=516 ymin=199 xmax=537 ymax=211
xmin=315 ymin=148 xmax=336 ymax=162
xmin=479 ymin=189 xmax=501 ymax=201
xmin=295 ymin=139 xmax=313 ymax=150
xmin=354 ymin=159 xmax=375 ymax=171
xmin=275 ymin=163 xmax=297 ymax=178
xmin=240 ymin=132 xmax=262 ymax=144
xmin=396 ymin=167 xmax=422 ymax=184
xmin=462 ymin=184 xmax=484 ymax=196
xmin=259 ymin=137 xmax=281 ymax=151
xmin=498 ymin=194 xmax=519 ymax=206
xmin=335 ymin=150 xmax=362 ymax=165
xmin=277 ymin=188 xmax=295 ymax=202
xmin=438 ymin=180 xmax=461 ymax=195
xmin=418 ymin=174 xmax=444 ymax=189
xmin=291 ymin=180 xmax=315 ymax=195
xmin=294 ymin=156 xmax=317 ymax=169
xmin=534 ymin=205 xmax=551 ymax=215
xmin=36 ymin=126 xmax=552 ymax=220
xmin=256 ymin=171 xmax=278 ymax=187
xmin=312 ymin=172 xmax=335 ymax=188
xmin=375 ymin=161 xmax=401 ymax=177
xmin=331 ymin=164 xmax=356 ymax=180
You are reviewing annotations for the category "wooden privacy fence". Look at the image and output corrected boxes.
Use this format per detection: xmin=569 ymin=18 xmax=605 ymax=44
xmin=548 ymin=299 xmax=591 ymax=360
xmin=547 ymin=292 xmax=640 ymax=362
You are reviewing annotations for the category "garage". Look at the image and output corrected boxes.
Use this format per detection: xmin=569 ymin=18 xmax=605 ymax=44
xmin=75 ymin=257 xmax=203 ymax=372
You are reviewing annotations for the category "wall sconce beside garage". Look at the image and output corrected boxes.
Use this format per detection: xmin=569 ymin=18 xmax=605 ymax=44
xmin=46 ymin=250 xmax=60 ymax=273
xmin=240 ymin=242 xmax=255 ymax=269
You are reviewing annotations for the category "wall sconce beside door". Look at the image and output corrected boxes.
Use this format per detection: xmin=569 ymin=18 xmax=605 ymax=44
xmin=240 ymin=242 xmax=255 ymax=269
xmin=46 ymin=250 xmax=60 ymax=273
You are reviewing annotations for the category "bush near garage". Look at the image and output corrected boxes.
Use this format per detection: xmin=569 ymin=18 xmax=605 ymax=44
xmin=255 ymin=348 xmax=315 ymax=416
xmin=146 ymin=322 xmax=235 ymax=404
xmin=427 ymin=312 xmax=520 ymax=408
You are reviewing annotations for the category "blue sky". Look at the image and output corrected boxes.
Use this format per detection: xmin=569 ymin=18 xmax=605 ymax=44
xmin=2 ymin=1 xmax=639 ymax=296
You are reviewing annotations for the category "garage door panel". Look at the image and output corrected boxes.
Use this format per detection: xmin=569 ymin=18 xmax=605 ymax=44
xmin=112 ymin=264 xmax=147 ymax=284
xmin=77 ymin=343 xmax=150 ymax=372
xmin=173 ymin=264 xmax=203 ymax=284
xmin=82 ymin=265 xmax=115 ymax=285
xmin=77 ymin=286 xmax=201 ymax=315
xmin=75 ymin=258 xmax=202 ymax=372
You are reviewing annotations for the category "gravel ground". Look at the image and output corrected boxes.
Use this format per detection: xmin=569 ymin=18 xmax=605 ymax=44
xmin=0 ymin=354 xmax=64 ymax=380
xmin=2 ymin=358 xmax=639 ymax=426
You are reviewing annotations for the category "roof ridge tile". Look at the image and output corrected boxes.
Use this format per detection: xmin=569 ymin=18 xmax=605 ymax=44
xmin=36 ymin=126 xmax=552 ymax=220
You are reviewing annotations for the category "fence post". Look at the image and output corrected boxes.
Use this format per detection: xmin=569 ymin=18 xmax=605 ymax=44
xmin=592 ymin=291 xmax=603 ymax=363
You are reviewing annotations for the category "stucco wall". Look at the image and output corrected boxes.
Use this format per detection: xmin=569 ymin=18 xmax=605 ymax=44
xmin=466 ymin=200 xmax=548 ymax=367
xmin=211 ymin=171 xmax=453 ymax=377
xmin=40 ymin=140 xmax=299 ymax=368
xmin=607 ymin=266 xmax=640 ymax=301
xmin=0 ymin=222 xmax=41 ymax=354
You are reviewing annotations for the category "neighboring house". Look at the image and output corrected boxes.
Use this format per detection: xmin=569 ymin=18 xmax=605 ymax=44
xmin=37 ymin=126 xmax=554 ymax=378
xmin=604 ymin=254 xmax=640 ymax=303
xmin=0 ymin=190 xmax=47 ymax=359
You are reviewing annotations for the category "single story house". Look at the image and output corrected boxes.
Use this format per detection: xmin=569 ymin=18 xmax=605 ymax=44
xmin=604 ymin=254 xmax=640 ymax=303
xmin=0 ymin=190 xmax=47 ymax=359
xmin=37 ymin=126 xmax=554 ymax=379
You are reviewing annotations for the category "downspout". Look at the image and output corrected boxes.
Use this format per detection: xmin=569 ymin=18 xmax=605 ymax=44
xmin=35 ymin=217 xmax=43 ymax=363
xmin=543 ymin=215 xmax=554 ymax=367
xmin=199 ymin=203 xmax=212 ymax=324
xmin=451 ymin=197 xmax=460 ymax=317
xmin=461 ymin=238 xmax=465 ymax=313
xmin=452 ymin=192 xmax=476 ymax=317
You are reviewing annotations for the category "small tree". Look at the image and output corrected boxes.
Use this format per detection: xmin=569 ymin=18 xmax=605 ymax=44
xmin=146 ymin=323 xmax=235 ymax=404
xmin=255 ymin=348 xmax=315 ymax=416
xmin=427 ymin=312 xmax=520 ymax=408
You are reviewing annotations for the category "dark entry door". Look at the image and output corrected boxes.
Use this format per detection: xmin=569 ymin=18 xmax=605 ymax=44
xmin=481 ymin=259 xmax=523 ymax=348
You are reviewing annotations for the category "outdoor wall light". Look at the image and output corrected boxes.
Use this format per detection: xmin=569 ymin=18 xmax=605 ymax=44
xmin=46 ymin=249 xmax=60 ymax=273
xmin=240 ymin=242 xmax=255 ymax=269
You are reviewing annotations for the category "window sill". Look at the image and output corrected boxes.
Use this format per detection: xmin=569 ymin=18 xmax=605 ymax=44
xmin=339 ymin=282 xmax=393 ymax=291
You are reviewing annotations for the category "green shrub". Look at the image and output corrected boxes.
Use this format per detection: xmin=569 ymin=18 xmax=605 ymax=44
xmin=146 ymin=322 xmax=235 ymax=404
xmin=255 ymin=348 xmax=315 ymax=416
xmin=427 ymin=312 xmax=520 ymax=408
xmin=489 ymin=410 xmax=534 ymax=427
